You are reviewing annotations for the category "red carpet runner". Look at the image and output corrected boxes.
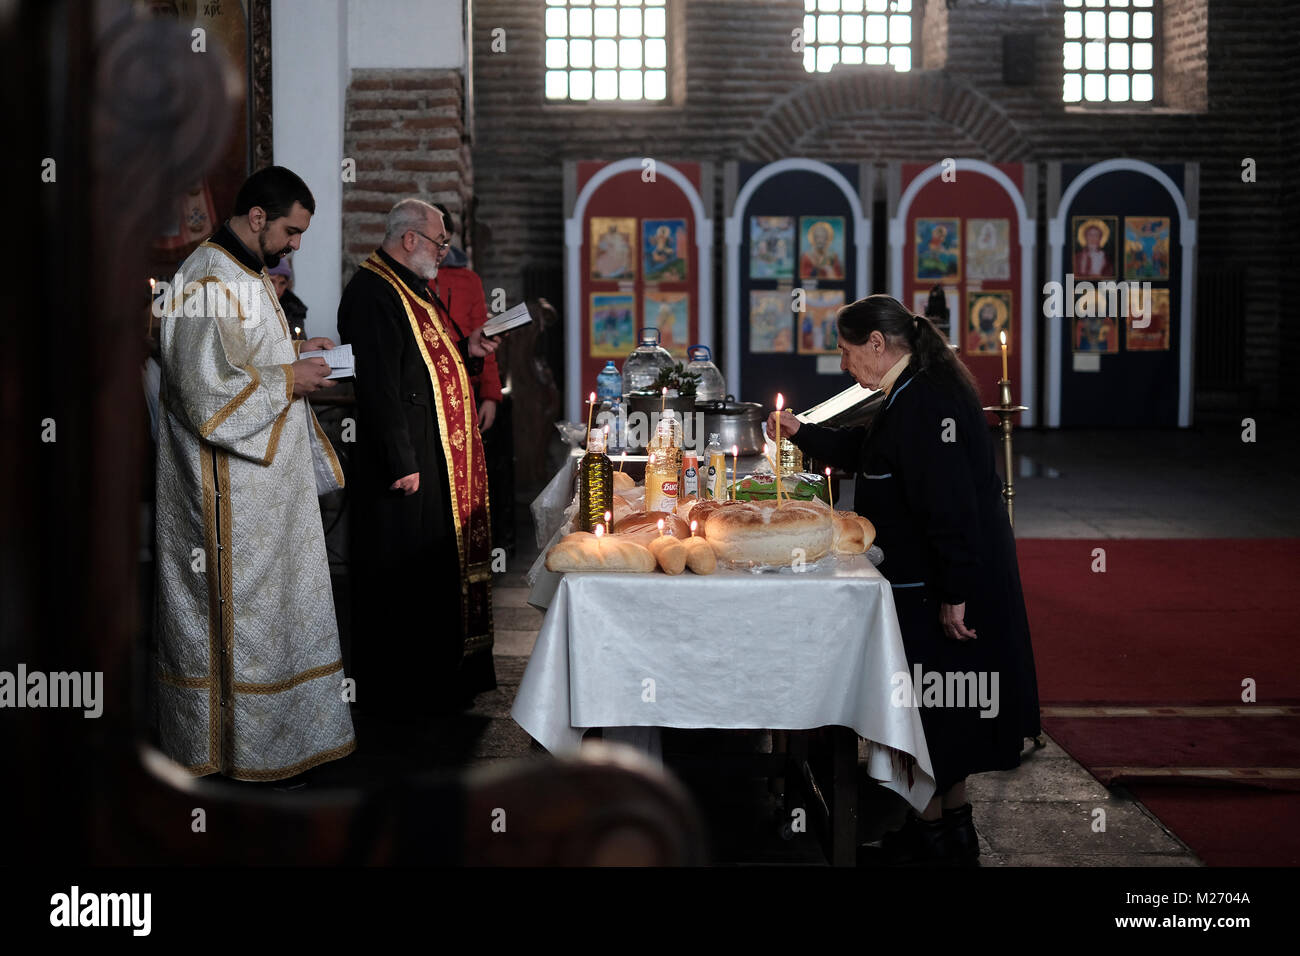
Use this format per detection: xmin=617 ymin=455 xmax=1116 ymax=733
xmin=1017 ymin=538 xmax=1300 ymax=866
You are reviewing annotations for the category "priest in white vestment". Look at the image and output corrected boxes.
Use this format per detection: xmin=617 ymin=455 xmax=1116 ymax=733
xmin=153 ymin=166 xmax=355 ymax=781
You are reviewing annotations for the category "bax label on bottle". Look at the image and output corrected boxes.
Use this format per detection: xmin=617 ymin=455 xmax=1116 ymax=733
xmin=646 ymin=473 xmax=678 ymax=512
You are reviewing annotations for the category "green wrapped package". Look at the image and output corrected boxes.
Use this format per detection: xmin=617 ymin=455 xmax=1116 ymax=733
xmin=732 ymin=472 xmax=830 ymax=504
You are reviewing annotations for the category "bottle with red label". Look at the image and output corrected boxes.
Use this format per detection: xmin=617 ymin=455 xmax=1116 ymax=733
xmin=645 ymin=412 xmax=682 ymax=512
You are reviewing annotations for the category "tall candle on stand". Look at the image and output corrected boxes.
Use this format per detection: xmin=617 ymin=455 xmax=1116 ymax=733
xmin=731 ymin=445 xmax=738 ymax=501
xmin=774 ymin=393 xmax=784 ymax=504
xmin=826 ymin=467 xmax=834 ymax=511
xmin=586 ymin=390 xmax=596 ymax=440
xmin=1000 ymin=330 xmax=1008 ymax=381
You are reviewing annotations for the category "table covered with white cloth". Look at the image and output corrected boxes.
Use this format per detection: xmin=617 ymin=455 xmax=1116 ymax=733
xmin=510 ymin=553 xmax=937 ymax=813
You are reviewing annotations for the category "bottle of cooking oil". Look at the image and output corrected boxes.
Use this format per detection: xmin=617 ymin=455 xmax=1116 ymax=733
xmin=577 ymin=426 xmax=613 ymax=532
xmin=704 ymin=432 xmax=727 ymax=500
xmin=645 ymin=412 xmax=682 ymax=512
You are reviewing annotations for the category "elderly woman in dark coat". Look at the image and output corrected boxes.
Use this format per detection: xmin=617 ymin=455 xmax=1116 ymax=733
xmin=768 ymin=294 xmax=1040 ymax=865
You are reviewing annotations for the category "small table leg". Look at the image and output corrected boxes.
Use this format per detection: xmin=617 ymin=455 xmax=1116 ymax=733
xmin=831 ymin=727 xmax=858 ymax=867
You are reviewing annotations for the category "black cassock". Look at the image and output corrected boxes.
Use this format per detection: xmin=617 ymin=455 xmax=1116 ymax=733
xmin=793 ymin=362 xmax=1040 ymax=793
xmin=338 ymin=249 xmax=496 ymax=718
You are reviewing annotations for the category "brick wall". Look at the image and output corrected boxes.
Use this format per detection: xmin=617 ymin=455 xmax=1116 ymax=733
xmin=341 ymin=68 xmax=472 ymax=281
xmin=469 ymin=0 xmax=1293 ymax=411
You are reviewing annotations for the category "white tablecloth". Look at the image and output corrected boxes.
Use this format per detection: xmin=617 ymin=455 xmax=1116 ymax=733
xmin=510 ymin=555 xmax=936 ymax=812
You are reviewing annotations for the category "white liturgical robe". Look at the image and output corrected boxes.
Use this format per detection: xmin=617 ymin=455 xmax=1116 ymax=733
xmin=153 ymin=233 xmax=355 ymax=780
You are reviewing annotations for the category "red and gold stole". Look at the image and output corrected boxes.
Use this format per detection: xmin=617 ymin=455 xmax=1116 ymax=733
xmin=360 ymin=252 xmax=493 ymax=654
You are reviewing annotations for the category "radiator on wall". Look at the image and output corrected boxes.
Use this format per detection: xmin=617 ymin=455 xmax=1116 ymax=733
xmin=1195 ymin=265 xmax=1246 ymax=388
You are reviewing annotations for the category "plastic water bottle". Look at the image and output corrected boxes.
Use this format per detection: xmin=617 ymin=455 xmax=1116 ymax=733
xmin=596 ymin=360 xmax=622 ymax=405
xmin=607 ymin=397 xmax=625 ymax=451
xmin=686 ymin=345 xmax=726 ymax=403
xmin=622 ymin=328 xmax=674 ymax=397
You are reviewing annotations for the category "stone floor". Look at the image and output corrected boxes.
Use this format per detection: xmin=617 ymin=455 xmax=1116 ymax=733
xmin=321 ymin=418 xmax=1300 ymax=864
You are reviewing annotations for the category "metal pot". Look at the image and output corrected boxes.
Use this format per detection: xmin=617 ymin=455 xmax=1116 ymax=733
xmin=624 ymin=392 xmax=697 ymax=453
xmin=697 ymin=396 xmax=766 ymax=455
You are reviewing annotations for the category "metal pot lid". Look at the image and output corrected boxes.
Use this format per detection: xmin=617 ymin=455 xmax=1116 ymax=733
xmin=696 ymin=396 xmax=763 ymax=416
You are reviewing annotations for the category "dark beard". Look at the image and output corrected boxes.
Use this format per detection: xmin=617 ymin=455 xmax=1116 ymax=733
xmin=259 ymin=232 xmax=290 ymax=268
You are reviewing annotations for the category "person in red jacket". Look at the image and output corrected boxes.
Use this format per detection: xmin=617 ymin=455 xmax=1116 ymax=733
xmin=429 ymin=203 xmax=501 ymax=432
xmin=428 ymin=203 xmax=517 ymax=555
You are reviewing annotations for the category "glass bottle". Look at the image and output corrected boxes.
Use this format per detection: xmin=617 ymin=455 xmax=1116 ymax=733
xmin=577 ymin=427 xmax=613 ymax=532
xmin=704 ymin=432 xmax=727 ymax=500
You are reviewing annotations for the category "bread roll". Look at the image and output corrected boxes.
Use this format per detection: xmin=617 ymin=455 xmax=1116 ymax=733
xmin=832 ymin=511 xmax=867 ymax=554
xmin=545 ymin=532 xmax=657 ymax=573
xmin=855 ymin=514 xmax=877 ymax=550
xmin=703 ymin=500 xmax=833 ymax=566
xmin=612 ymin=470 xmax=636 ymax=492
xmin=682 ymin=536 xmax=717 ymax=575
xmin=648 ymin=535 xmax=687 ymax=575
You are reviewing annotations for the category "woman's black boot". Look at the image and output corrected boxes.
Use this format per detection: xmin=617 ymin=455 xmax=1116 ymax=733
xmin=878 ymin=812 xmax=951 ymax=866
xmin=942 ymin=803 xmax=980 ymax=865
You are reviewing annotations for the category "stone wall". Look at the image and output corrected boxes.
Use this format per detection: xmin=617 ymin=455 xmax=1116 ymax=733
xmin=467 ymin=0 xmax=1292 ymax=410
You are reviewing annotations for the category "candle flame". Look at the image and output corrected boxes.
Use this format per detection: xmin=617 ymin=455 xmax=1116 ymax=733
xmin=657 ymin=517 xmax=665 ymax=537
xmin=589 ymin=391 xmax=596 ymax=403
xmin=594 ymin=524 xmax=604 ymax=538
xmin=732 ymin=445 xmax=738 ymax=456
xmin=1000 ymin=330 xmax=1007 ymax=346
xmin=148 ymin=277 xmax=156 ymax=290
xmin=776 ymin=392 xmax=784 ymax=412
xmin=690 ymin=520 xmax=698 ymax=536
xmin=604 ymin=510 xmax=612 ymax=523
xmin=825 ymin=467 xmax=831 ymax=476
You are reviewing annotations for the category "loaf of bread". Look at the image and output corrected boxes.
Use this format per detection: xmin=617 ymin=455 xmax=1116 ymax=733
xmin=682 ymin=536 xmax=718 ymax=575
xmin=613 ymin=511 xmax=690 ymax=539
xmin=545 ymin=532 xmax=657 ymax=573
xmin=832 ymin=511 xmax=876 ymax=554
xmin=648 ymin=535 xmax=687 ymax=575
xmin=703 ymin=499 xmax=833 ymax=566
xmin=611 ymin=470 xmax=636 ymax=492
xmin=683 ymin=499 xmax=723 ymax=535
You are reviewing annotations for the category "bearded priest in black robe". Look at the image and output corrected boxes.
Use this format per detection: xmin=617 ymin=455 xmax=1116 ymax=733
xmin=338 ymin=198 xmax=499 ymax=725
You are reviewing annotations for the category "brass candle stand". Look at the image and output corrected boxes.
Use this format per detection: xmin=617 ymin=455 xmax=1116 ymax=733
xmin=983 ymin=378 xmax=1028 ymax=529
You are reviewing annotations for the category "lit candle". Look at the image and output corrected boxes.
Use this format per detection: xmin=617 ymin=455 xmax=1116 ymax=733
xmin=657 ymin=517 xmax=665 ymax=537
xmin=775 ymin=393 xmax=784 ymax=504
xmin=1000 ymin=330 xmax=1008 ymax=381
xmin=826 ymin=467 xmax=834 ymax=511
xmin=586 ymin=390 xmax=596 ymax=442
xmin=594 ymin=523 xmax=605 ymax=538
xmin=661 ymin=385 xmax=668 ymax=415
xmin=604 ymin=510 xmax=612 ymax=526
xmin=148 ymin=277 xmax=156 ymax=292
xmin=690 ymin=519 xmax=698 ymax=537
xmin=731 ymin=444 xmax=739 ymax=501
